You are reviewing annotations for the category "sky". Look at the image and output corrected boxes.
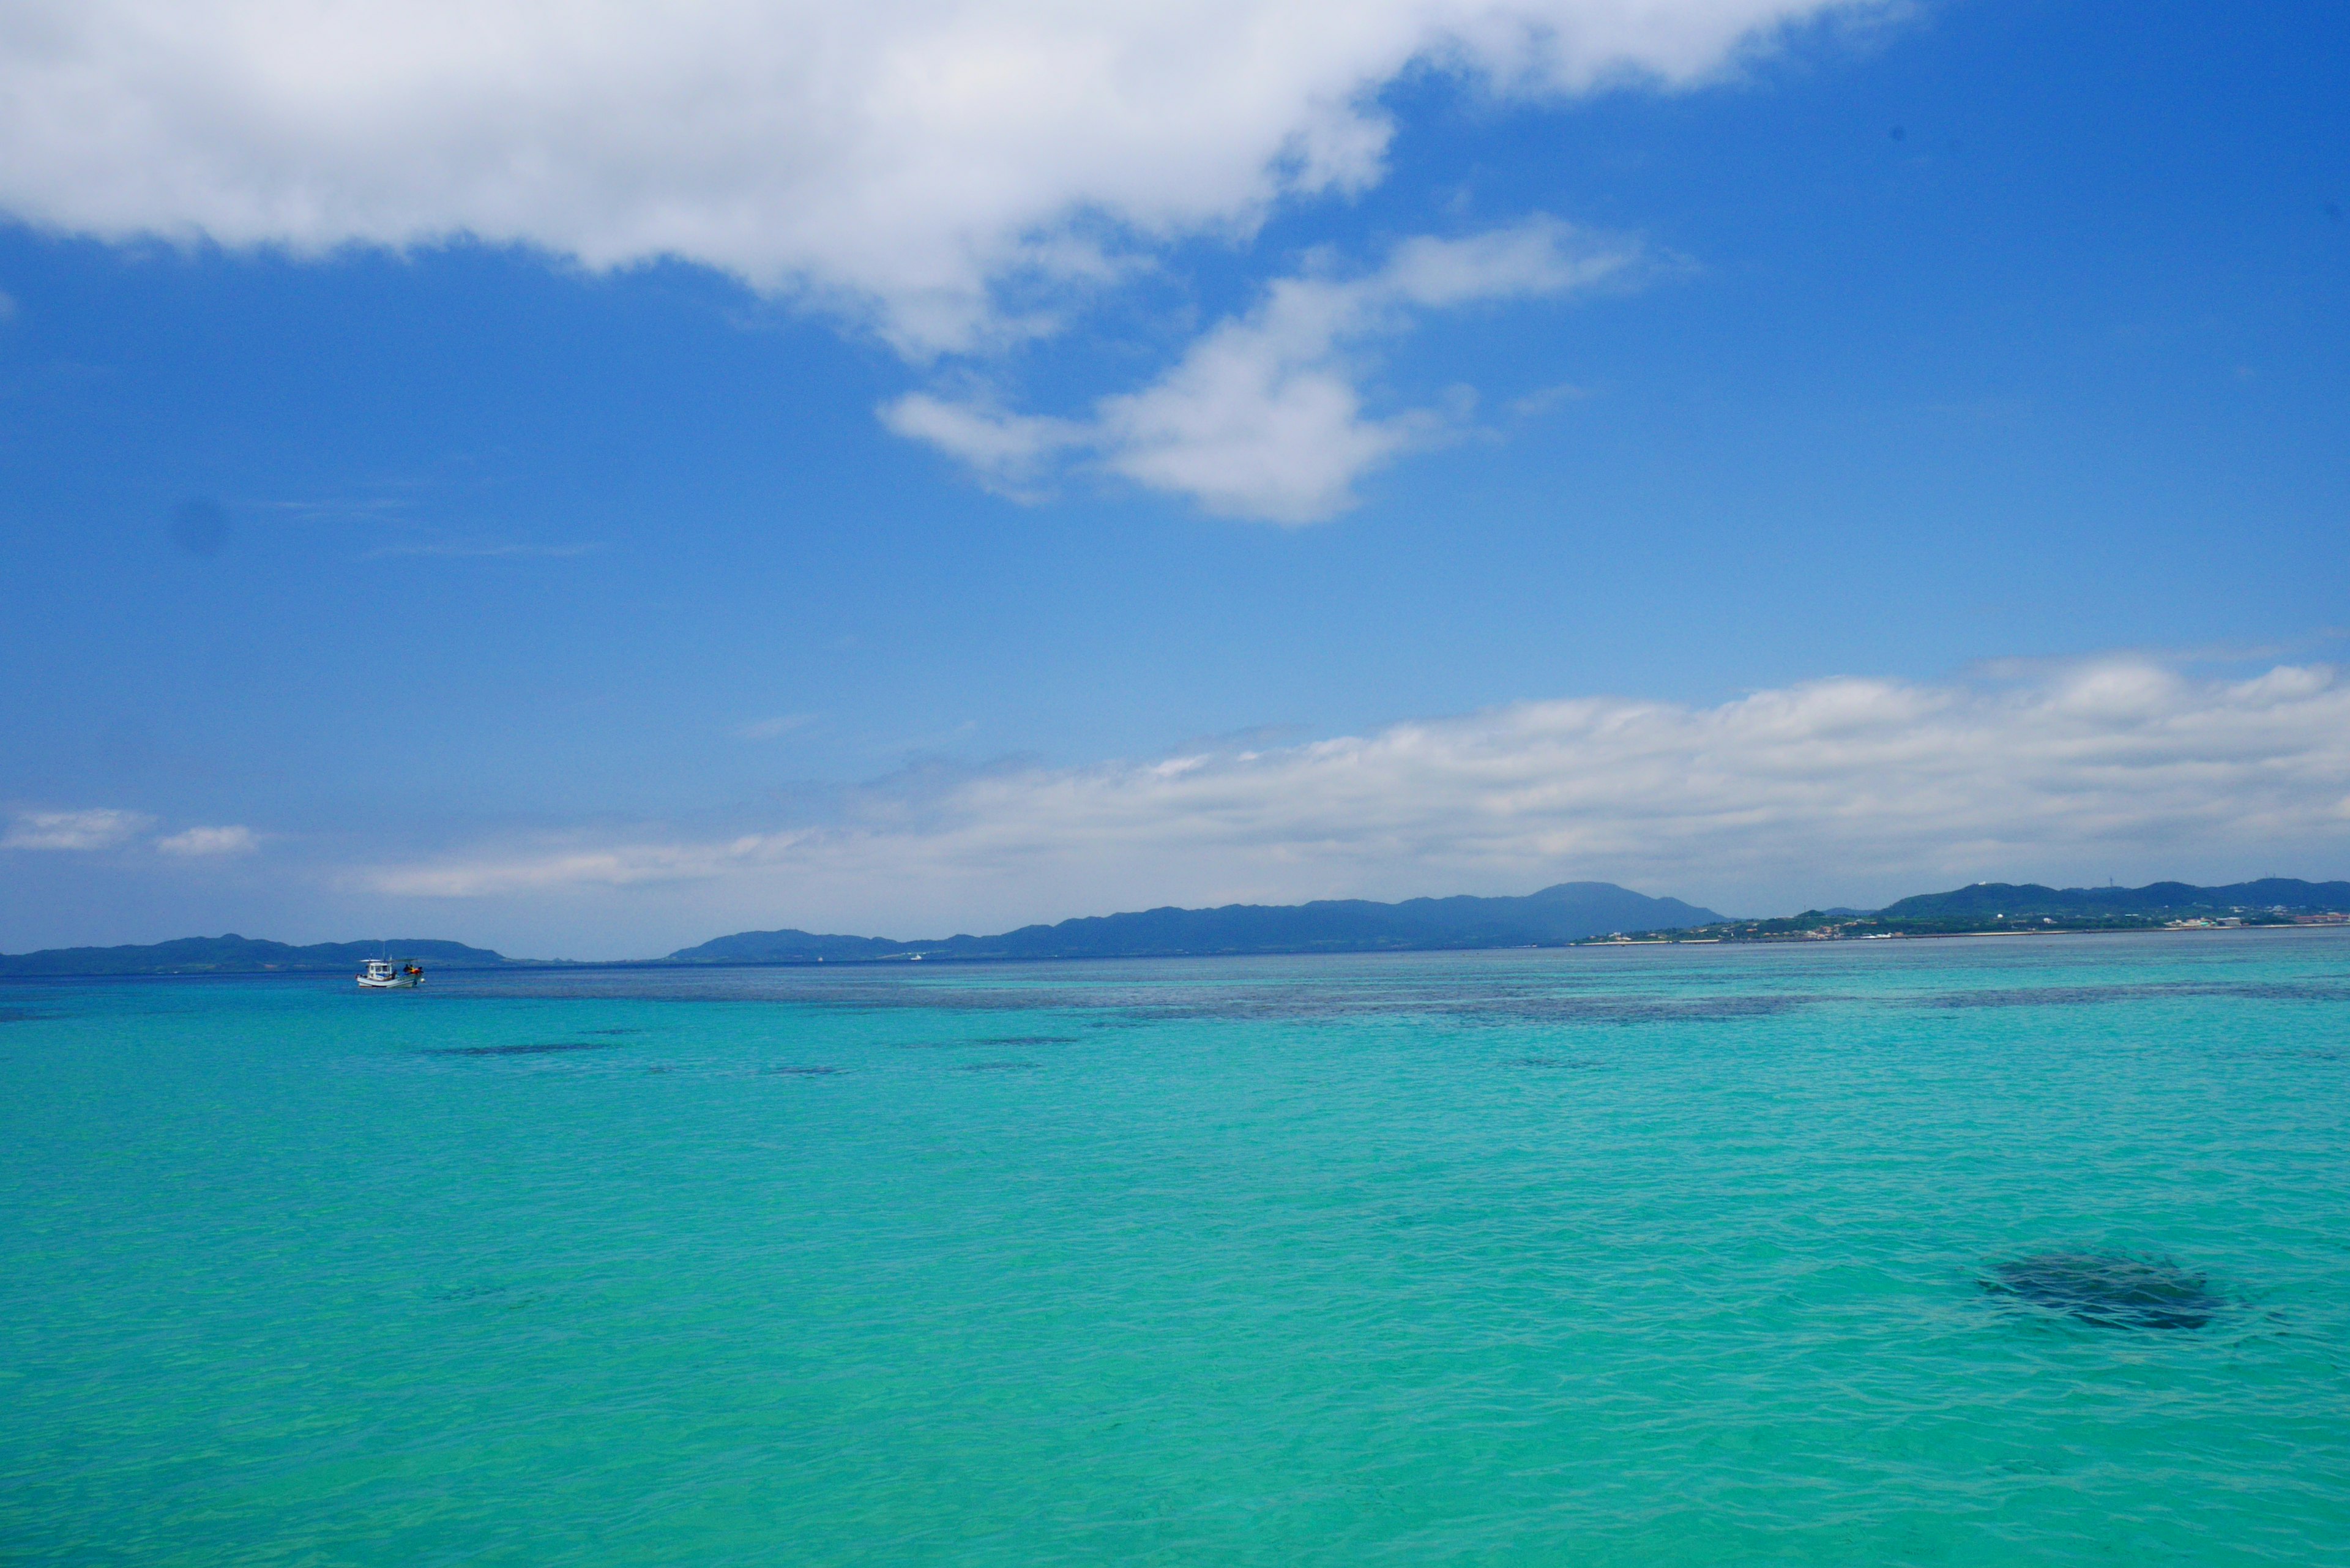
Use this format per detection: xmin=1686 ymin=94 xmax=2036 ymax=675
xmin=1 ymin=0 xmax=2346 ymax=958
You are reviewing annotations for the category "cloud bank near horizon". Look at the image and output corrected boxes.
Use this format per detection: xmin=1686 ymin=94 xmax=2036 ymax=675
xmin=3 ymin=810 xmax=257 ymax=859
xmin=337 ymin=659 xmax=2350 ymax=943
xmin=1 ymin=809 xmax=155 ymax=853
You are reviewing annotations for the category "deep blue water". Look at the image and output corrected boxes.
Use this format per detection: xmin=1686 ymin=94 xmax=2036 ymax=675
xmin=5 ymin=931 xmax=2348 ymax=1564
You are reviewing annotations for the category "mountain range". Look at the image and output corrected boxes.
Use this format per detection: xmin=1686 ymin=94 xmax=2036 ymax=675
xmin=1875 ymin=879 xmax=2350 ymax=920
xmin=1612 ymin=878 xmax=2350 ymax=943
xmin=665 ymin=882 xmax=1725 ymax=964
xmin=6 ymin=878 xmax=2346 ymax=976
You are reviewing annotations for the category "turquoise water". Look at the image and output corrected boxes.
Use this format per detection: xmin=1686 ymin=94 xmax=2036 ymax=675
xmin=5 ymin=933 xmax=2349 ymax=1565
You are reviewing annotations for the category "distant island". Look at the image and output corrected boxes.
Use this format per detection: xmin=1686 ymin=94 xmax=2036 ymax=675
xmin=1588 ymin=879 xmax=2350 ymax=945
xmin=0 ymin=935 xmax=515 ymax=978
xmin=666 ymin=882 xmax=1725 ymax=965
xmin=0 ymin=883 xmax=1718 ymax=976
xmin=6 ymin=878 xmax=2345 ymax=977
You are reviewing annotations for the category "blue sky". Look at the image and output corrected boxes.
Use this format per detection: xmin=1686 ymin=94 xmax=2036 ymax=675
xmin=2 ymin=0 xmax=2346 ymax=956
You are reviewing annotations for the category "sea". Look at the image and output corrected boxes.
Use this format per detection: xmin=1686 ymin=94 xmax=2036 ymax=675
xmin=4 ymin=930 xmax=2348 ymax=1566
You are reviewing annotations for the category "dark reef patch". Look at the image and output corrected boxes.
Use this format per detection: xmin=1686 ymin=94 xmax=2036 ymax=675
xmin=429 ymin=1282 xmax=542 ymax=1311
xmin=1981 ymin=1252 xmax=2225 ymax=1330
xmin=1922 ymin=979 xmax=2350 ymax=1011
xmin=1469 ymin=994 xmax=1818 ymax=1026
xmin=582 ymin=1027 xmax=644 ymax=1036
xmin=1505 ymin=1056 xmax=1602 ymax=1069
xmin=898 ymin=1034 xmax=1076 ymax=1048
xmin=1925 ymin=986 xmax=2147 ymax=1010
xmin=767 ymin=1064 xmax=843 ymax=1075
xmin=1121 ymin=989 xmax=1824 ymax=1027
xmin=431 ymin=1282 xmax=516 ymax=1304
xmin=0 ymin=1007 xmax=48 ymax=1024
xmin=957 ymin=1060 xmax=1040 ymax=1072
xmin=2208 ymin=981 xmax=2350 ymax=1002
xmin=424 ymin=1040 xmax=617 ymax=1058
xmin=472 ymin=963 xmax=1858 ymax=1031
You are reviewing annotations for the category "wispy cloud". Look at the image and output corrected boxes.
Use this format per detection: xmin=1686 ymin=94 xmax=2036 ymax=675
xmin=1508 ymin=381 xmax=1595 ymax=418
xmin=367 ymin=835 xmax=802 ymax=900
xmin=362 ymin=540 xmax=605 ymax=561
xmin=2 ymin=808 xmax=154 ymax=851
xmin=155 ymin=824 xmax=259 ymax=856
xmin=736 ymin=714 xmax=819 ymax=741
xmin=885 ymin=219 xmax=1637 ymax=521
xmin=876 ymin=397 xmax=1082 ymax=504
xmin=870 ymin=719 xmax=981 ymax=756
xmin=352 ymin=657 xmax=2350 ymax=927
xmin=257 ymin=495 xmax=415 ymax=525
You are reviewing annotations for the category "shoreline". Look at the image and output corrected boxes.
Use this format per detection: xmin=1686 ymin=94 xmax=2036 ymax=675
xmin=6 ymin=919 xmax=2348 ymax=981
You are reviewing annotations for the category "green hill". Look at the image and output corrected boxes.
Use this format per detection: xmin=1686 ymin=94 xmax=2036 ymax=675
xmin=1599 ymin=878 xmax=2350 ymax=944
xmin=1877 ymin=879 xmax=2350 ymax=922
xmin=670 ymin=882 xmax=1726 ymax=963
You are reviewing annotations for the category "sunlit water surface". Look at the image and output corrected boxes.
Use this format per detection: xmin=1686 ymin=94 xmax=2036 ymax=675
xmin=5 ymin=933 xmax=2349 ymax=1564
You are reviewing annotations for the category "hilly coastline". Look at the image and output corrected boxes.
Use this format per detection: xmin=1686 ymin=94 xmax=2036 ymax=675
xmin=1599 ymin=879 xmax=2350 ymax=944
xmin=668 ymin=882 xmax=1726 ymax=965
xmin=0 ymin=935 xmax=515 ymax=977
xmin=10 ymin=878 xmax=2346 ymax=977
xmin=0 ymin=883 xmax=1721 ymax=975
xmin=1877 ymin=879 xmax=2350 ymax=922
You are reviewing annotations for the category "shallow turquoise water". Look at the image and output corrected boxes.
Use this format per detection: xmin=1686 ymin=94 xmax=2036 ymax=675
xmin=5 ymin=932 xmax=2349 ymax=1565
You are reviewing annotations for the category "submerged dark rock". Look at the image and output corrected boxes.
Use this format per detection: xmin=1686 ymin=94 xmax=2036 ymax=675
xmin=431 ymin=1282 xmax=516 ymax=1303
xmin=1981 ymin=1252 xmax=2223 ymax=1330
xmin=425 ymin=1040 xmax=616 ymax=1057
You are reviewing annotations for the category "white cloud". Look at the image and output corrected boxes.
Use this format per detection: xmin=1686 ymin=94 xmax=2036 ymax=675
xmin=876 ymin=395 xmax=1084 ymax=499
xmin=369 ymin=835 xmax=796 ymax=900
xmin=887 ymin=218 xmax=1635 ymax=520
xmin=155 ymin=824 xmax=259 ymax=856
xmin=0 ymin=0 xmax=1874 ymax=353
xmin=354 ymin=659 xmax=2350 ymax=930
xmin=2 ymin=808 xmax=153 ymax=851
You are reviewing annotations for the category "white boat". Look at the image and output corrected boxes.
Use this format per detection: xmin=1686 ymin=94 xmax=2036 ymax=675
xmin=357 ymin=958 xmax=423 ymax=989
